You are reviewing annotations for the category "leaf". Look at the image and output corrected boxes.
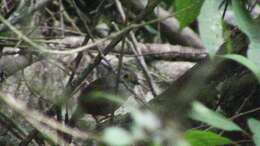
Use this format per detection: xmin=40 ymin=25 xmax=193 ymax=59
xmin=102 ymin=127 xmax=133 ymax=146
xmin=198 ymin=0 xmax=224 ymax=56
xmin=247 ymin=119 xmax=260 ymax=146
xmin=247 ymin=42 xmax=260 ymax=69
xmin=131 ymin=109 xmax=161 ymax=131
xmin=185 ymin=130 xmax=231 ymax=146
xmin=174 ymin=0 xmax=204 ymax=28
xmin=232 ymin=0 xmax=260 ymax=67
xmin=189 ymin=102 xmax=241 ymax=131
xmin=222 ymin=54 xmax=260 ymax=82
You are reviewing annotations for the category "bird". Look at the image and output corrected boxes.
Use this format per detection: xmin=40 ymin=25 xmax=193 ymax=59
xmin=69 ymin=68 xmax=139 ymax=126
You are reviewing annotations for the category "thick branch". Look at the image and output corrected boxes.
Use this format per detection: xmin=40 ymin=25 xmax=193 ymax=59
xmin=127 ymin=0 xmax=205 ymax=49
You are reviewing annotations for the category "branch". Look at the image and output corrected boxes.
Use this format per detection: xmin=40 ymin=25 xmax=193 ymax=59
xmin=126 ymin=0 xmax=205 ymax=49
xmin=0 ymin=0 xmax=52 ymax=31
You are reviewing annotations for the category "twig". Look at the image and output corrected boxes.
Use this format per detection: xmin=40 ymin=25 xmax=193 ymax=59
xmin=59 ymin=0 xmax=65 ymax=37
xmin=0 ymin=7 xmax=200 ymax=55
xmin=115 ymin=39 xmax=126 ymax=94
xmin=0 ymin=112 xmax=26 ymax=140
xmin=19 ymin=130 xmax=40 ymax=146
xmin=128 ymin=32 xmax=158 ymax=97
xmin=0 ymin=0 xmax=52 ymax=31
xmin=114 ymin=0 xmax=126 ymax=23
xmin=8 ymin=2 xmax=203 ymax=144
xmin=136 ymin=0 xmax=161 ymax=22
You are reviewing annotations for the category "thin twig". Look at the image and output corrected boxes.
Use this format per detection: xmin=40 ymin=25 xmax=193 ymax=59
xmin=114 ymin=0 xmax=126 ymax=23
xmin=0 ymin=0 xmax=52 ymax=31
xmin=128 ymin=32 xmax=157 ymax=97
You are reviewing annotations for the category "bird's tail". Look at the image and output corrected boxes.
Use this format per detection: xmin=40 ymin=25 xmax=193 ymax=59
xmin=69 ymin=106 xmax=84 ymax=127
xmin=64 ymin=106 xmax=84 ymax=143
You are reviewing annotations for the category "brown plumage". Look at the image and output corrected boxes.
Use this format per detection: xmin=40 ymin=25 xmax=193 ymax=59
xmin=70 ymin=69 xmax=138 ymax=126
xmin=78 ymin=78 xmax=119 ymax=117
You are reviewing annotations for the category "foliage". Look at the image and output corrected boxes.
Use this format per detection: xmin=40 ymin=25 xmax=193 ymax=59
xmin=103 ymin=127 xmax=133 ymax=146
xmin=231 ymin=0 xmax=260 ymax=67
xmin=222 ymin=54 xmax=260 ymax=81
xmin=198 ymin=0 xmax=224 ymax=56
xmin=185 ymin=130 xmax=231 ymax=146
xmin=174 ymin=0 xmax=204 ymax=28
xmin=0 ymin=0 xmax=259 ymax=146
xmin=190 ymin=102 xmax=241 ymax=131
xmin=248 ymin=119 xmax=260 ymax=146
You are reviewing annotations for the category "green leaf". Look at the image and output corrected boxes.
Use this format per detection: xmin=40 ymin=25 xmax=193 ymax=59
xmin=131 ymin=109 xmax=160 ymax=131
xmin=198 ymin=0 xmax=224 ymax=56
xmin=232 ymin=0 xmax=260 ymax=67
xmin=222 ymin=54 xmax=260 ymax=82
xmin=174 ymin=0 xmax=204 ymax=28
xmin=102 ymin=127 xmax=133 ymax=146
xmin=247 ymin=42 xmax=260 ymax=69
xmin=185 ymin=130 xmax=231 ymax=146
xmin=247 ymin=119 xmax=260 ymax=146
xmin=189 ymin=102 xmax=241 ymax=131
